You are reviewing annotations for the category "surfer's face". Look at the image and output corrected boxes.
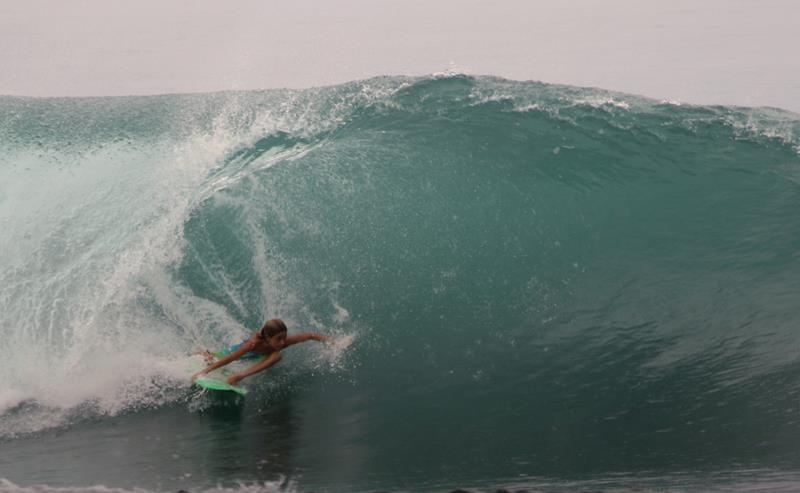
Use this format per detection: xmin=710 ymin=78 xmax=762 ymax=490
xmin=268 ymin=331 xmax=287 ymax=350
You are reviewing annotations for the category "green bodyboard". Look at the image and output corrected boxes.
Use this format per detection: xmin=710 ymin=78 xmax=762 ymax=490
xmin=195 ymin=376 xmax=248 ymax=396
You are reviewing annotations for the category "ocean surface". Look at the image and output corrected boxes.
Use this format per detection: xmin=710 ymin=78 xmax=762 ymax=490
xmin=1 ymin=75 xmax=799 ymax=492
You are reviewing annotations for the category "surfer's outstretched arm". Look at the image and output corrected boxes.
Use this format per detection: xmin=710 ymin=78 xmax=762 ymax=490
xmin=192 ymin=340 xmax=255 ymax=380
xmin=227 ymin=351 xmax=282 ymax=385
xmin=285 ymin=332 xmax=328 ymax=347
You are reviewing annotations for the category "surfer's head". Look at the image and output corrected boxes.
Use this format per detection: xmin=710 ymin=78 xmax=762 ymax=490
xmin=260 ymin=318 xmax=288 ymax=349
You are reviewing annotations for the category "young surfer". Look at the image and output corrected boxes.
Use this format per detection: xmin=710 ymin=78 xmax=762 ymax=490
xmin=193 ymin=318 xmax=328 ymax=385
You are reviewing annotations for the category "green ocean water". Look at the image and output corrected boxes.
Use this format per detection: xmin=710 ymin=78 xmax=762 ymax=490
xmin=1 ymin=75 xmax=800 ymax=492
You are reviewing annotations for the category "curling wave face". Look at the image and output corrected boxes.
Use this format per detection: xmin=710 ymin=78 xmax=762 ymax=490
xmin=0 ymin=75 xmax=799 ymax=490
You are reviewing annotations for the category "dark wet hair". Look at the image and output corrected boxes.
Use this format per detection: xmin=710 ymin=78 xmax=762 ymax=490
xmin=259 ymin=318 xmax=288 ymax=339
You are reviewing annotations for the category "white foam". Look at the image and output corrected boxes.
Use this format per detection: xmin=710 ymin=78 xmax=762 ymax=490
xmin=0 ymin=389 xmax=29 ymax=414
xmin=570 ymin=96 xmax=631 ymax=110
xmin=0 ymin=105 xmax=251 ymax=437
xmin=0 ymin=89 xmax=378 ymax=438
xmin=0 ymin=478 xmax=294 ymax=493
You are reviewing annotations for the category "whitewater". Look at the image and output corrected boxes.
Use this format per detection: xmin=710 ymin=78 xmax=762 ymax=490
xmin=1 ymin=75 xmax=799 ymax=492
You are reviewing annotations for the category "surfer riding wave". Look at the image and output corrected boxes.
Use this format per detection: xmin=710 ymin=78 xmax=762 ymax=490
xmin=192 ymin=318 xmax=328 ymax=385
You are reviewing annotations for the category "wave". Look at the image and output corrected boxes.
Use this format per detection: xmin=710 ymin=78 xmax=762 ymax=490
xmin=0 ymin=75 xmax=799 ymax=479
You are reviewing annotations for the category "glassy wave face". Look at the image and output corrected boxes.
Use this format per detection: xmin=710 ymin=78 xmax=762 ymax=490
xmin=1 ymin=75 xmax=799 ymax=491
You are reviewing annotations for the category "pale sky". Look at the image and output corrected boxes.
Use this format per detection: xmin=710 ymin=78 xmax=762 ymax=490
xmin=1 ymin=0 xmax=799 ymax=112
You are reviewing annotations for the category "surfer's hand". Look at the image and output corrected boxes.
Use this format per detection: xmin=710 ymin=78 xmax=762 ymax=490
xmin=191 ymin=371 xmax=206 ymax=382
xmin=227 ymin=374 xmax=242 ymax=385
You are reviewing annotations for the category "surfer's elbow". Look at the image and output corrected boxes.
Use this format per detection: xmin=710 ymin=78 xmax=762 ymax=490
xmin=269 ymin=352 xmax=283 ymax=366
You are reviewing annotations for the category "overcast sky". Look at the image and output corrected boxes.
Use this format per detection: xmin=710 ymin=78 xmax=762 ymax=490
xmin=1 ymin=0 xmax=798 ymax=112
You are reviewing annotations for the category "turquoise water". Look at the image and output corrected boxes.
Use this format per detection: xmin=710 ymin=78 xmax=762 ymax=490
xmin=1 ymin=75 xmax=800 ymax=492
